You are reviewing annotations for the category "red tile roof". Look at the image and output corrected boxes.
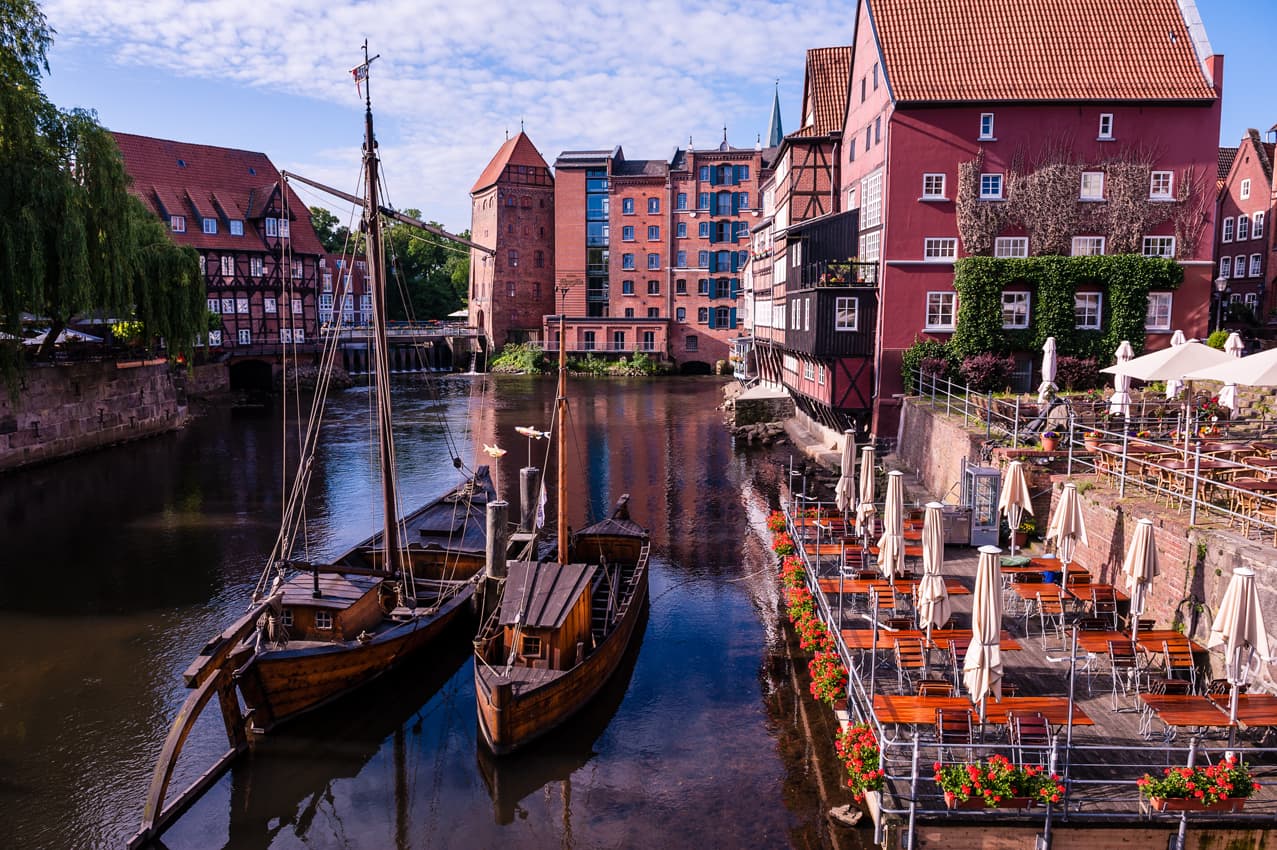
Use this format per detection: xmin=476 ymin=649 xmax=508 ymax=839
xmin=471 ymin=132 xmax=551 ymax=193
xmin=1218 ymin=147 xmax=1238 ymax=184
xmin=802 ymin=46 xmax=853 ymax=135
xmin=112 ymin=132 xmax=325 ymax=256
xmin=869 ymin=0 xmax=1216 ymax=103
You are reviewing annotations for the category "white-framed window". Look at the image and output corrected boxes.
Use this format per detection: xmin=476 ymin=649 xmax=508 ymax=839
xmin=1236 ymin=254 xmax=1247 ymax=277
xmin=292 ymin=260 xmax=303 ymax=279
xmin=220 ymin=255 xmax=235 ymax=276
xmin=279 ymin=218 xmax=290 ymax=238
xmin=804 ymin=297 xmax=811 ymax=332
xmin=236 ymin=297 xmax=248 ymax=314
xmin=773 ymin=304 xmax=784 ymax=329
xmin=264 ymin=296 xmax=277 ymax=313
xmin=264 ymin=217 xmax=278 ymax=237
xmin=803 ymin=360 xmax=814 ymax=381
xmin=924 ymin=238 xmax=957 ymax=261
xmin=1071 ymin=236 xmax=1105 ymax=256
xmin=1219 ymin=256 xmax=1232 ymax=278
xmin=1222 ymin=217 xmax=1234 ymax=242
xmin=922 ymin=173 xmax=946 ymax=200
xmin=1079 ymin=171 xmax=1105 ymax=200
xmin=1245 ymin=293 xmax=1259 ymax=310
xmin=1098 ymin=113 xmax=1113 ymax=139
xmin=314 ymin=610 xmax=332 ymax=630
xmin=221 ymin=298 xmax=234 ymax=314
xmin=229 ymin=219 xmax=244 ymax=236
xmin=858 ymin=231 xmax=881 ymax=263
xmin=280 ymin=608 xmax=293 ymax=628
xmin=1001 ymin=291 xmax=1030 ymax=328
xmin=170 ymin=215 xmax=186 ymax=233
xmin=1146 ymin=292 xmax=1173 ymax=330
xmin=979 ymin=112 xmax=994 ymax=140
xmin=783 ymin=354 xmax=797 ymax=373
xmin=979 ymin=173 xmax=1004 ymax=200
xmin=925 ymin=292 xmax=956 ymax=330
xmin=198 ymin=255 xmax=206 ymax=275
xmin=1142 ymin=236 xmax=1175 ymax=258
xmin=207 ymin=298 xmax=219 ymax=313
xmin=237 ymin=328 xmax=251 ymax=345
xmin=322 ymin=273 xmax=332 ymax=292
xmin=1240 ymin=178 xmax=1251 ymax=200
xmin=1150 ymin=171 xmax=1173 ymax=200
xmin=207 ymin=329 xmax=222 ymax=346
xmin=250 ymin=256 xmax=264 ymax=277
xmin=319 ymin=293 xmax=333 ymax=322
xmin=860 ymin=169 xmax=883 ymax=229
xmin=1254 ymin=211 xmax=1266 ymax=239
xmin=1251 ymin=254 xmax=1263 ymax=277
xmin=280 ymin=328 xmax=292 ymax=344
xmin=202 ymin=217 xmax=217 ymax=234
xmin=1237 ymin=215 xmax=1251 ymax=241
xmin=295 ymin=328 xmax=305 ymax=343
xmin=791 ymin=301 xmax=800 ymax=330
xmin=994 ymin=237 xmax=1028 ymax=258
xmin=818 ymin=364 xmax=826 ymax=386
xmin=835 ymin=297 xmax=858 ymax=331
xmin=1075 ymin=292 xmax=1102 ymax=329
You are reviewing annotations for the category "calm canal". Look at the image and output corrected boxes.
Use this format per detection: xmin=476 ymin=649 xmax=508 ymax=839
xmin=0 ymin=375 xmax=846 ymax=849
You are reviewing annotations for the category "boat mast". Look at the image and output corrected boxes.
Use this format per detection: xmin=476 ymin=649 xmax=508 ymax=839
xmin=557 ymin=295 xmax=568 ymax=563
xmin=357 ymin=44 xmax=404 ymax=577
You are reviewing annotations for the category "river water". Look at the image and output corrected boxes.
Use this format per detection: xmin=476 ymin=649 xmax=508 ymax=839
xmin=0 ymin=376 xmax=844 ymax=849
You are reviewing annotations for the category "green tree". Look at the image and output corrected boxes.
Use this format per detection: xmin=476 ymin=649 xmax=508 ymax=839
xmin=382 ymin=212 xmax=470 ymax=320
xmin=309 ymin=204 xmax=363 ymax=254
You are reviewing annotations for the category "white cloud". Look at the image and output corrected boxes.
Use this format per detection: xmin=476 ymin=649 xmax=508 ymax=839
xmin=45 ymin=0 xmax=851 ymax=230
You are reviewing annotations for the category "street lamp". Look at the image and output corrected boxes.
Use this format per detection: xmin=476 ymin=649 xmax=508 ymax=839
xmin=1214 ymin=275 xmax=1229 ymax=332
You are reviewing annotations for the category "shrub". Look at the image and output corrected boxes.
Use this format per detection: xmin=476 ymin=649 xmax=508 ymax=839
xmin=901 ymin=338 xmax=954 ymax=394
xmin=959 ymin=353 xmax=1015 ymax=393
xmin=1206 ymin=330 xmax=1229 ymax=350
xmin=490 ymin=343 xmax=549 ymax=374
xmin=1054 ymin=355 xmax=1102 ymax=391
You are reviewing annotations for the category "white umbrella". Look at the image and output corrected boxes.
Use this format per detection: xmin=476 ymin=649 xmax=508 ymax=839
xmin=1101 ymin=340 xmax=1231 ymax=381
xmin=1045 ymin=483 xmax=1088 ymax=568
xmin=916 ymin=501 xmax=950 ymax=635
xmin=1108 ymin=341 xmax=1134 ymax=417
xmin=964 ymin=545 xmax=1005 ymax=720
xmin=1120 ymin=518 xmax=1158 ymax=644
xmin=1217 ymin=332 xmax=1246 ymax=411
xmin=876 ymin=470 xmax=905 ymax=581
xmin=1184 ymin=345 xmax=1277 ymax=386
xmin=998 ymin=460 xmax=1033 ymax=557
xmin=1038 ymin=337 xmax=1058 ymax=404
xmin=22 ymin=328 xmax=103 ymax=345
xmin=1208 ymin=566 xmax=1272 ymax=725
xmin=855 ymin=446 xmax=876 ymax=539
xmin=1164 ymin=330 xmax=1188 ymax=399
xmin=834 ymin=430 xmax=857 ymax=515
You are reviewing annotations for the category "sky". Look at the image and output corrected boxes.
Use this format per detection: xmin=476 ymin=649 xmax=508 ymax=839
xmin=38 ymin=0 xmax=1277 ymax=234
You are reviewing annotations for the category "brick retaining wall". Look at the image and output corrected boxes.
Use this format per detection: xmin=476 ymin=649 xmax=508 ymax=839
xmin=896 ymin=398 xmax=985 ymax=503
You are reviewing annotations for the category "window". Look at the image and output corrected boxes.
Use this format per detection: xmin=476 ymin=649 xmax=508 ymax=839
xmin=264 ymin=217 xmax=278 ymax=237
xmin=1220 ymin=257 xmax=1232 ymax=278
xmin=1251 ymin=254 xmax=1263 ymax=277
xmin=1001 ymin=292 xmax=1030 ymax=328
xmin=1238 ymin=215 xmax=1250 ymax=241
xmin=198 ymin=255 xmax=206 ymax=275
xmin=864 ymin=128 xmax=870 ymax=152
xmin=647 ymin=307 xmax=660 ymax=318
xmin=1245 ymin=293 xmax=1259 ymax=310
xmin=859 ymin=231 xmax=880 ymax=263
xmin=206 ymin=297 xmax=220 ymax=313
xmin=925 ymin=292 xmax=956 ymax=330
xmin=804 ymin=297 xmax=810 ymax=331
xmin=994 ymin=237 xmax=1028 ymax=257
xmin=237 ymin=328 xmax=251 ymax=345
xmin=1254 ymin=211 xmax=1265 ymax=239
xmin=676 ymin=193 xmax=688 ymax=210
xmin=1150 ymin=171 xmax=1173 ymax=199
xmin=207 ymin=330 xmax=222 ymax=346
xmin=221 ymin=298 xmax=234 ymax=313
xmin=508 ymin=281 xmax=516 ymax=297
xmin=319 ymin=293 xmax=333 ymax=322
xmin=227 ymin=219 xmax=243 ymax=236
xmin=221 ymin=256 xmax=235 ymax=276
xmin=697 ymin=251 xmax=708 ymax=268
xmin=676 ymin=307 xmax=686 ymax=322
xmin=280 ymin=328 xmax=292 ymax=344
xmin=1079 ymin=171 xmax=1105 ymax=200
xmin=279 ymin=218 xmax=290 ymax=238
xmin=860 ymin=170 xmax=883 ymax=229
xmin=295 ymin=328 xmax=305 ymax=343
xmin=647 ymin=225 xmax=660 ymax=241
xmin=170 ymin=215 xmax=186 ymax=233
xmin=685 ymin=334 xmax=698 ymax=351
xmin=1071 ymin=236 xmax=1105 ymax=256
xmin=264 ymin=296 xmax=277 ymax=313
xmin=698 ymin=166 xmax=710 ymax=181
xmin=736 ymin=165 xmax=750 ymax=181
xmin=676 ymin=222 xmax=687 ymax=238
xmin=647 ymin=253 xmax=660 ymax=270
xmin=676 ymin=278 xmax=687 ymax=294
xmin=697 ymin=307 xmax=708 ymax=324
xmin=979 ymin=113 xmax=994 ymax=139
xmin=1236 ymin=254 xmax=1247 ymax=277
xmin=1075 ymin=292 xmax=1102 ymax=329
xmin=1142 ymin=236 xmax=1175 ymax=258
xmin=508 ymin=249 xmax=518 ymax=267
xmin=697 ymin=278 xmax=709 ymax=295
xmin=860 ymin=77 xmax=866 ymax=103
xmin=622 ymin=226 xmax=635 ymax=241
xmin=979 ymin=173 xmax=1003 ymax=200
xmin=774 ymin=304 xmax=785 ymax=329
xmin=1241 ymin=178 xmax=1251 ymax=200
xmin=202 ymin=217 xmax=217 ymax=234
xmin=292 ymin=260 xmax=303 ymax=279
xmin=922 ymin=173 xmax=946 ymax=199
xmin=622 ymin=253 xmax=635 ymax=270
xmin=924 ymin=238 xmax=957 ymax=261
xmin=583 ymin=331 xmax=596 ymax=351
xmin=872 ymin=62 xmax=879 ymax=90
xmin=676 ymin=250 xmax=687 ymax=268
xmin=648 ymin=279 xmax=660 ymax=295
xmin=698 ymin=193 xmax=710 ymax=210
xmin=535 ymin=250 xmax=544 ymax=269
xmin=874 ymin=115 xmax=881 ymax=145
xmin=835 ymin=297 xmax=858 ymax=331
xmin=803 ymin=361 xmax=814 ymax=381
xmin=648 ymin=197 xmax=660 ymax=214
xmin=622 ymin=198 xmax=635 ymax=214
xmin=1098 ymin=113 xmax=1113 ymax=139
xmin=236 ymin=297 xmax=249 ymax=314
xmin=698 ymin=221 xmax=710 ymax=238
xmin=612 ymin=331 xmax=625 ymax=350
xmin=1146 ymin=292 xmax=1172 ymax=330
xmin=311 ymin=610 xmax=333 ymax=630
xmin=621 ymin=279 xmax=634 ymax=295
xmin=1222 ymin=216 xmax=1234 ymax=242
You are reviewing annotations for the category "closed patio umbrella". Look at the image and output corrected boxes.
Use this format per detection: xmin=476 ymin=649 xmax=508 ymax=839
xmin=916 ymin=501 xmax=950 ymax=636
xmin=1109 ymin=341 xmax=1135 ymax=417
xmin=1038 ymin=337 xmax=1058 ymax=404
xmin=963 ymin=545 xmax=1005 ymax=721
xmin=1208 ymin=566 xmax=1272 ymax=726
xmin=835 ymin=430 xmax=857 ymax=516
xmin=876 ymin=470 xmax=905 ymax=582
xmin=856 ymin=446 xmax=876 ymax=539
xmin=1164 ymin=330 xmax=1187 ymax=399
xmin=1120 ymin=518 xmax=1158 ymax=644
xmin=1217 ymin=332 xmax=1245 ymax=411
xmin=1045 ymin=483 xmax=1088 ymax=569
xmin=998 ymin=460 xmax=1033 ymax=557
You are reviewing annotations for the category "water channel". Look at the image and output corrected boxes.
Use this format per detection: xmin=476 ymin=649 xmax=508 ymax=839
xmin=0 ymin=375 xmax=848 ymax=849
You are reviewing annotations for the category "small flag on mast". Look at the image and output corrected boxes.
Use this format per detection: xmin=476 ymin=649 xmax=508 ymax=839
xmin=352 ymin=63 xmax=369 ymax=97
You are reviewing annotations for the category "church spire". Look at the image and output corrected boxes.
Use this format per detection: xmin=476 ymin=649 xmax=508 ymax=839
xmin=766 ymin=79 xmax=784 ymax=147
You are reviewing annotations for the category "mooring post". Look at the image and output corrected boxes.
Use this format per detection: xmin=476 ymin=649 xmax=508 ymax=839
xmin=518 ymin=467 xmax=540 ymax=533
xmin=485 ymin=500 xmax=509 ymax=580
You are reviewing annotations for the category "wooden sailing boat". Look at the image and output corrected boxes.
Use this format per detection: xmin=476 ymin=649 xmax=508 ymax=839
xmin=473 ymin=311 xmax=650 ymax=755
xmin=133 ymin=48 xmax=497 ymax=847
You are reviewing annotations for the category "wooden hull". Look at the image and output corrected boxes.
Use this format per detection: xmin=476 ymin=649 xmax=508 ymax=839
xmin=238 ymin=587 xmax=473 ymax=733
xmin=475 ymin=560 xmax=648 ymax=755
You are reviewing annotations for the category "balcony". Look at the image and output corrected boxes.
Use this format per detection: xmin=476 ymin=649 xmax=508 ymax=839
xmin=801 ymin=258 xmax=878 ymax=289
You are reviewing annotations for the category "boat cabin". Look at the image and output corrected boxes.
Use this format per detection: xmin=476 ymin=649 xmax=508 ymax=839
xmin=279 ymin=573 xmax=389 ymax=641
xmin=498 ymin=561 xmax=598 ymax=670
xmin=569 ymin=494 xmax=647 ymax=565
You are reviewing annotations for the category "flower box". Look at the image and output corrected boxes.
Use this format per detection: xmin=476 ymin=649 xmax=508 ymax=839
xmin=1149 ymin=797 xmax=1245 ymax=813
xmin=945 ymin=792 xmax=1033 ymax=810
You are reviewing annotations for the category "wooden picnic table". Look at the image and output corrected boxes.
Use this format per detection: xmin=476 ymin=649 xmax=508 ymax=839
xmin=1139 ymin=693 xmax=1233 ymax=727
xmin=1208 ymin=693 xmax=1277 ymax=729
xmin=1010 ymin=582 xmax=1064 ymax=601
xmin=872 ymin=694 xmax=1094 ymax=727
xmin=1064 ymin=582 xmax=1130 ymax=603
xmin=841 ymin=628 xmax=1020 ymax=651
xmin=816 ymin=577 xmax=969 ymax=596
xmin=1135 ymin=631 xmax=1205 ymax=654
xmin=869 ymin=544 xmax=925 ymax=559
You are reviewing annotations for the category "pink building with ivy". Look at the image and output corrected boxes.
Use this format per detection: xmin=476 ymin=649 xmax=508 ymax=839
xmin=840 ymin=0 xmax=1222 ymax=435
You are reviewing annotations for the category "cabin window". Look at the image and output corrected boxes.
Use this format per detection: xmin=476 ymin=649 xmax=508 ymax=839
xmin=522 ymin=635 xmax=542 ymax=656
xmin=314 ymin=610 xmax=333 ymax=630
xmin=280 ymin=608 xmax=293 ymax=627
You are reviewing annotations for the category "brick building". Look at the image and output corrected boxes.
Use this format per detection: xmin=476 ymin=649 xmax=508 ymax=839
xmin=468 ymin=132 xmax=556 ymax=351
xmin=840 ymin=0 xmax=1222 ymax=435
xmin=1213 ymin=128 xmax=1275 ymax=327
xmin=113 ymin=133 xmax=325 ymax=360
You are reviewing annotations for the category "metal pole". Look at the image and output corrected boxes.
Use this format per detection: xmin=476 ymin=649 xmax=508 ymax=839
xmin=1189 ymin=443 xmax=1202 ymax=525
xmin=838 ymin=540 xmax=845 ymax=634
xmin=1013 ymin=397 xmax=1020 ymax=448
xmin=1066 ymin=408 xmax=1075 ymax=477
xmin=1064 ymin=626 xmax=1077 ymax=811
xmin=986 ymin=391 xmax=993 ymax=441
xmin=1119 ymin=427 xmax=1130 ymax=498
xmin=907 ymin=735 xmax=920 ymax=850
xmin=946 ymin=375 xmax=952 ymax=417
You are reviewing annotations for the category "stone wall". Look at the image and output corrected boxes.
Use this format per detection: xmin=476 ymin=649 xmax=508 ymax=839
xmin=0 ymin=361 xmax=186 ymax=471
xmin=895 ymin=398 xmax=985 ymax=504
xmin=185 ymin=362 xmax=230 ymax=397
xmin=734 ymin=394 xmax=794 ymax=427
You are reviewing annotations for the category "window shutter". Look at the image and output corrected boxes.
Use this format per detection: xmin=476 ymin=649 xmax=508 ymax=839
xmin=707 ymin=308 xmax=717 ymax=328
xmin=709 ymin=167 xmax=718 ymax=186
xmin=732 ymin=193 xmax=741 ymax=215
xmin=708 ymin=225 xmax=717 ymax=245
xmin=730 ymin=307 xmax=738 ymax=329
xmin=730 ymin=278 xmax=740 ymax=299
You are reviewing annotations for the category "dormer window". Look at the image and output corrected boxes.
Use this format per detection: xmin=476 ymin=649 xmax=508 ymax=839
xmin=229 ymin=220 xmax=243 ymax=236
xmin=264 ymin=217 xmax=278 ymax=237
xmin=979 ymin=113 xmax=995 ymax=140
xmin=170 ymin=215 xmax=186 ymax=233
xmin=202 ymin=217 xmax=217 ymax=234
xmin=1098 ymin=113 xmax=1114 ymax=140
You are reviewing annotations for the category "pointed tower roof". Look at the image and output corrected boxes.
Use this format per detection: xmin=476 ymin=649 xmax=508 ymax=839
xmin=766 ymin=82 xmax=784 ymax=148
xmin=471 ymin=131 xmax=550 ymax=194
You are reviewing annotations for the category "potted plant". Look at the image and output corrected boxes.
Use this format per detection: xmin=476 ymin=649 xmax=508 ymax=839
xmin=1137 ymin=756 xmax=1257 ymax=812
xmin=1014 ymin=517 xmax=1035 ymax=548
xmin=808 ymin=649 xmax=847 ymax=706
xmin=835 ymin=723 xmax=885 ymax=803
xmin=1083 ymin=430 xmax=1103 ymax=451
xmin=779 ymin=555 xmax=806 ymax=589
xmin=767 ymin=511 xmax=788 ymax=533
xmin=934 ymin=755 xmax=1064 ymax=809
xmin=772 ymin=531 xmax=796 ymax=557
xmin=1040 ymin=431 xmax=1060 ymax=451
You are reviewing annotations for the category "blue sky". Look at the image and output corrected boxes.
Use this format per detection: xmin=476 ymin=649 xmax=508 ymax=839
xmin=39 ymin=0 xmax=1276 ymax=233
